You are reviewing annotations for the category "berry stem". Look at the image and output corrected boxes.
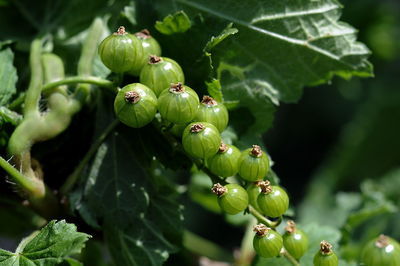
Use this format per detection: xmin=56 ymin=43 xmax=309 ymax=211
xmin=248 ymin=205 xmax=281 ymax=228
xmin=281 ymin=248 xmax=300 ymax=266
xmin=235 ymin=218 xmax=257 ymax=266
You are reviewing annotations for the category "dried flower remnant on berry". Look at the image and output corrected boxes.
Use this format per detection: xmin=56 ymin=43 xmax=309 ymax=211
xmin=285 ymin=220 xmax=297 ymax=234
xmin=169 ymin=82 xmax=185 ymax=93
xmin=253 ymin=224 xmax=270 ymax=236
xmin=375 ymin=234 xmax=390 ymax=248
xmin=201 ymin=95 xmax=218 ymax=106
xmin=190 ymin=123 xmax=205 ymax=133
xmin=250 ymin=145 xmax=263 ymax=157
xmin=320 ymin=240 xmax=333 ymax=254
xmin=149 ymin=55 xmax=162 ymax=64
xmin=218 ymin=142 xmax=228 ymax=153
xmin=212 ymin=183 xmax=227 ymax=196
xmin=115 ymin=26 xmax=127 ymax=35
xmin=258 ymin=180 xmax=272 ymax=194
xmin=135 ymin=29 xmax=151 ymax=39
xmin=124 ymin=91 xmax=141 ymax=103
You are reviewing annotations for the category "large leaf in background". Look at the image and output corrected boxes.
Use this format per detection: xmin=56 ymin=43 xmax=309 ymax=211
xmin=154 ymin=0 xmax=372 ymax=134
xmin=0 ymin=48 xmax=17 ymax=106
xmin=71 ymin=93 xmax=183 ymax=266
xmin=0 ymin=220 xmax=90 ymax=265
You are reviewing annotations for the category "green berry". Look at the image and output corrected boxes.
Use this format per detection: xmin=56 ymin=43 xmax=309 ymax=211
xmin=139 ymin=55 xmax=184 ymax=96
xmin=158 ymin=83 xmax=199 ymax=124
xmin=170 ymin=123 xmax=188 ymax=138
xmin=283 ymin=220 xmax=309 ymax=260
xmin=238 ymin=145 xmax=270 ymax=181
xmin=257 ymin=181 xmax=289 ymax=218
xmin=182 ymin=122 xmax=221 ymax=159
xmin=194 ymin=96 xmax=229 ymax=132
xmin=246 ymin=181 xmax=263 ymax=213
xmin=128 ymin=29 xmax=162 ymax=76
xmin=212 ymin=183 xmax=248 ymax=215
xmin=313 ymin=241 xmax=339 ymax=266
xmin=361 ymin=234 xmax=400 ymax=266
xmin=253 ymin=224 xmax=283 ymax=258
xmin=114 ymin=83 xmax=157 ymax=128
xmin=206 ymin=142 xmax=241 ymax=177
xmin=98 ymin=26 xmax=143 ymax=73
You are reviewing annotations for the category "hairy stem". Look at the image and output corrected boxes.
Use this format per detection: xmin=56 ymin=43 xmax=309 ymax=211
xmin=60 ymin=119 xmax=120 ymax=194
xmin=41 ymin=76 xmax=115 ymax=94
xmin=23 ymin=39 xmax=43 ymax=117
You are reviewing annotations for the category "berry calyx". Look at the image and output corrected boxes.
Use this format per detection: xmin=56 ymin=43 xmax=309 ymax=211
xmin=206 ymin=142 xmax=241 ymax=178
xmin=149 ymin=55 xmax=162 ymax=64
xmin=115 ymin=26 xmax=127 ymax=35
xmin=283 ymin=220 xmax=309 ymax=260
xmin=253 ymin=224 xmax=283 ymax=258
xmin=124 ymin=91 xmax=140 ymax=103
xmin=313 ymin=241 xmax=338 ymax=266
xmin=237 ymin=145 xmax=270 ymax=181
xmin=194 ymin=95 xmax=229 ymax=132
xmin=212 ymin=183 xmax=248 ymax=215
xmin=257 ymin=181 xmax=289 ymax=218
xmin=182 ymin=122 xmax=221 ymax=159
xmin=361 ymin=234 xmax=400 ymax=266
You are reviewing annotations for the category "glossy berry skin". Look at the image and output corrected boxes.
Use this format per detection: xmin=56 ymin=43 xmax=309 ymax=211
xmin=257 ymin=186 xmax=289 ymax=218
xmin=283 ymin=228 xmax=309 ymax=260
xmin=140 ymin=56 xmax=184 ymax=96
xmin=215 ymin=184 xmax=248 ymax=215
xmin=361 ymin=235 xmax=400 ymax=266
xmin=253 ymin=229 xmax=283 ymax=258
xmin=194 ymin=96 xmax=229 ymax=132
xmin=182 ymin=122 xmax=221 ymax=159
xmin=114 ymin=83 xmax=157 ymax=128
xmin=246 ymin=182 xmax=263 ymax=213
xmin=313 ymin=251 xmax=339 ymax=266
xmin=158 ymin=84 xmax=199 ymax=124
xmin=206 ymin=144 xmax=241 ymax=177
xmin=98 ymin=26 xmax=143 ymax=73
xmin=128 ymin=30 xmax=162 ymax=76
xmin=238 ymin=146 xmax=270 ymax=181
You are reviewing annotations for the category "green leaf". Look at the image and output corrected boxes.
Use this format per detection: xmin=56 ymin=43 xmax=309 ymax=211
xmin=0 ymin=220 xmax=90 ymax=266
xmin=72 ymin=94 xmax=183 ymax=265
xmin=155 ymin=11 xmax=191 ymax=35
xmin=203 ymin=23 xmax=238 ymax=53
xmin=154 ymin=0 xmax=372 ymax=133
xmin=0 ymin=48 xmax=17 ymax=106
xmin=205 ymin=79 xmax=223 ymax=102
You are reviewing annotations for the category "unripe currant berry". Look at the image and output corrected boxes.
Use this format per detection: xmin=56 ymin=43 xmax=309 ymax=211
xmin=158 ymin=83 xmax=199 ymax=124
xmin=212 ymin=183 xmax=248 ymax=215
xmin=182 ymin=122 xmax=221 ymax=159
xmin=253 ymin=224 xmax=283 ymax=258
xmin=237 ymin=145 xmax=270 ymax=181
xmin=283 ymin=220 xmax=309 ymax=260
xmin=139 ymin=55 xmax=184 ymax=96
xmin=313 ymin=241 xmax=339 ymax=266
xmin=170 ymin=123 xmax=188 ymax=138
xmin=98 ymin=26 xmax=143 ymax=73
xmin=206 ymin=142 xmax=241 ymax=177
xmin=257 ymin=181 xmax=289 ymax=218
xmin=194 ymin=96 xmax=229 ymax=132
xmin=128 ymin=29 xmax=162 ymax=76
xmin=360 ymin=234 xmax=400 ymax=266
xmin=114 ymin=83 xmax=157 ymax=128
xmin=246 ymin=181 xmax=263 ymax=213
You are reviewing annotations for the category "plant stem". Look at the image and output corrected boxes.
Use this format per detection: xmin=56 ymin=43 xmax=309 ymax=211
xmin=60 ymin=119 xmax=120 ymax=194
xmin=183 ymin=230 xmax=234 ymax=262
xmin=0 ymin=156 xmax=44 ymax=196
xmin=248 ymin=205 xmax=281 ymax=228
xmin=7 ymin=92 xmax=26 ymax=110
xmin=23 ymin=39 xmax=43 ymax=117
xmin=235 ymin=218 xmax=257 ymax=266
xmin=281 ymin=248 xmax=300 ymax=266
xmin=41 ymin=76 xmax=115 ymax=94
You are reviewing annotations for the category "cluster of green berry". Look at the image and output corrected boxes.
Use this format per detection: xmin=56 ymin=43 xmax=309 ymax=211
xmin=98 ymin=26 xmax=400 ymax=265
